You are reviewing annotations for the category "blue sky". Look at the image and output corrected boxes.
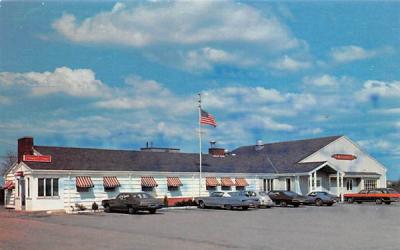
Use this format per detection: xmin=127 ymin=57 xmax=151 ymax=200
xmin=0 ymin=1 xmax=399 ymax=179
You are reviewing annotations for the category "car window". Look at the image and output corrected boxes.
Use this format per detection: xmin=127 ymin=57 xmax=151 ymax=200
xmin=117 ymin=194 xmax=128 ymax=200
xmin=283 ymin=191 xmax=296 ymax=197
xmin=211 ymin=192 xmax=223 ymax=197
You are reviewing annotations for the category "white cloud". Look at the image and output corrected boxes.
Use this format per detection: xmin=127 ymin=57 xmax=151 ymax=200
xmin=0 ymin=67 xmax=108 ymax=97
xmin=303 ymin=74 xmax=339 ymax=87
xmin=330 ymin=45 xmax=391 ymax=63
xmin=52 ymin=1 xmax=299 ymax=50
xmin=370 ymin=108 xmax=400 ymax=115
xmin=300 ymin=128 xmax=323 ymax=135
xmin=357 ymin=80 xmax=400 ymax=102
xmin=182 ymin=47 xmax=255 ymax=71
xmin=269 ymin=55 xmax=311 ymax=71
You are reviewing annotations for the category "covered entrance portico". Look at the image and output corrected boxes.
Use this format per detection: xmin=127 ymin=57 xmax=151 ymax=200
xmin=307 ymin=162 xmax=345 ymax=202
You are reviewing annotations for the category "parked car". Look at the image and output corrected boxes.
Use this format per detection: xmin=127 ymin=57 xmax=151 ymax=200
xmin=267 ymin=190 xmax=306 ymax=207
xmin=245 ymin=191 xmax=274 ymax=208
xmin=102 ymin=192 xmax=163 ymax=214
xmin=195 ymin=191 xmax=260 ymax=210
xmin=344 ymin=188 xmax=400 ymax=205
xmin=305 ymin=191 xmax=336 ymax=206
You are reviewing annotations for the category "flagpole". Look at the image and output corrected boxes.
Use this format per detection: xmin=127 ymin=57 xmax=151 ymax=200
xmin=198 ymin=93 xmax=202 ymax=197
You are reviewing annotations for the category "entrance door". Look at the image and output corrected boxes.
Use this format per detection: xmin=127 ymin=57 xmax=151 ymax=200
xmin=286 ymin=178 xmax=291 ymax=191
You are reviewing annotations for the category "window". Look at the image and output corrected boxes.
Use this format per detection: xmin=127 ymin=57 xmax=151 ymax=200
xmin=221 ymin=186 xmax=231 ymax=191
xmin=364 ymin=179 xmax=377 ymax=190
xmin=104 ymin=187 xmax=117 ymax=192
xmin=206 ymin=186 xmax=217 ymax=191
xmin=267 ymin=179 xmax=274 ymax=191
xmin=38 ymin=178 xmax=44 ymax=196
xmin=168 ymin=186 xmax=179 ymax=192
xmin=346 ymin=179 xmax=353 ymax=191
xmin=263 ymin=179 xmax=267 ymax=191
xmin=142 ymin=186 xmax=154 ymax=192
xmin=38 ymin=178 xmax=59 ymax=197
xmin=236 ymin=186 xmax=245 ymax=191
xmin=27 ymin=178 xmax=30 ymax=198
xmin=77 ymin=187 xmax=90 ymax=192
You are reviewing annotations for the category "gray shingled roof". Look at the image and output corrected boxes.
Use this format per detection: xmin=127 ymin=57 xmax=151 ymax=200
xmin=25 ymin=135 xmax=342 ymax=174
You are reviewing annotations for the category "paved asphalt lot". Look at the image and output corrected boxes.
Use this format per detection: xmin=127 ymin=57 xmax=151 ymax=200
xmin=1 ymin=203 xmax=399 ymax=250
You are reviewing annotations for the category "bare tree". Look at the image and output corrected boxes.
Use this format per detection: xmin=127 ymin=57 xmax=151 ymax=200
xmin=0 ymin=151 xmax=17 ymax=176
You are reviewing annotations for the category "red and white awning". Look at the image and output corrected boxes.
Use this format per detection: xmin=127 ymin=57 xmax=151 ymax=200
xmin=167 ymin=177 xmax=183 ymax=187
xmin=141 ymin=177 xmax=158 ymax=187
xmin=76 ymin=176 xmax=94 ymax=188
xmin=103 ymin=176 xmax=120 ymax=188
xmin=235 ymin=178 xmax=249 ymax=187
xmin=2 ymin=180 xmax=15 ymax=190
xmin=205 ymin=177 xmax=220 ymax=187
xmin=221 ymin=177 xmax=235 ymax=186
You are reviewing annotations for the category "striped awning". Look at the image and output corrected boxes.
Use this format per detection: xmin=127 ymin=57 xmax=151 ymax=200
xmin=76 ymin=176 xmax=94 ymax=188
xmin=103 ymin=176 xmax=120 ymax=188
xmin=235 ymin=178 xmax=249 ymax=187
xmin=2 ymin=180 xmax=15 ymax=190
xmin=205 ymin=177 xmax=220 ymax=187
xmin=167 ymin=177 xmax=183 ymax=187
xmin=221 ymin=177 xmax=235 ymax=186
xmin=141 ymin=176 xmax=158 ymax=187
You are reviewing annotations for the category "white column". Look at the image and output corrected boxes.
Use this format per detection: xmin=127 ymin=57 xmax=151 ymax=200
xmin=295 ymin=176 xmax=301 ymax=194
xmin=336 ymin=172 xmax=340 ymax=197
xmin=340 ymin=173 xmax=344 ymax=202
xmin=309 ymin=173 xmax=312 ymax=193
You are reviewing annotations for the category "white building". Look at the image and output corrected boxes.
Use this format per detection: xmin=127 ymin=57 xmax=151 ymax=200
xmin=3 ymin=136 xmax=387 ymax=211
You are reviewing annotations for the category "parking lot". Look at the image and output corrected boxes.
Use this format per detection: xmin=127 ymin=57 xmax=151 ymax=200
xmin=1 ymin=204 xmax=399 ymax=250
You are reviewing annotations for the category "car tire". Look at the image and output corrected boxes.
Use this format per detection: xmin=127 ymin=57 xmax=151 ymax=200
xmin=293 ymin=204 xmax=299 ymax=208
xmin=103 ymin=204 xmax=111 ymax=213
xmin=280 ymin=201 xmax=288 ymax=207
xmin=224 ymin=204 xmax=233 ymax=210
xmin=327 ymin=203 xmax=333 ymax=206
xmin=128 ymin=207 xmax=136 ymax=214
xmin=375 ymin=199 xmax=383 ymax=205
xmin=356 ymin=201 xmax=362 ymax=204
xmin=198 ymin=201 xmax=206 ymax=209
xmin=347 ymin=198 xmax=354 ymax=203
xmin=242 ymin=206 xmax=249 ymax=211
xmin=384 ymin=201 xmax=391 ymax=205
xmin=149 ymin=208 xmax=156 ymax=214
xmin=315 ymin=199 xmax=323 ymax=206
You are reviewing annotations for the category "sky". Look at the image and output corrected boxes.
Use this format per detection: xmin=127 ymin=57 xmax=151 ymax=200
xmin=0 ymin=1 xmax=399 ymax=180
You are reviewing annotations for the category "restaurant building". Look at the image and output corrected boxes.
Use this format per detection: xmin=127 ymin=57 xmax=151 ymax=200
xmin=3 ymin=135 xmax=387 ymax=211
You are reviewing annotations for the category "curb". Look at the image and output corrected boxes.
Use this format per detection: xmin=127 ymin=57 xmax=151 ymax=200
xmin=160 ymin=206 xmax=198 ymax=210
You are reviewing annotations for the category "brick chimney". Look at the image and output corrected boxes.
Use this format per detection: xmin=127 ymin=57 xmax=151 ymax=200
xmin=18 ymin=137 xmax=34 ymax=163
xmin=208 ymin=148 xmax=226 ymax=157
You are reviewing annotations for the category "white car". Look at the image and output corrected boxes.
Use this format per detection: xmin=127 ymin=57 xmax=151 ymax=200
xmin=246 ymin=191 xmax=274 ymax=208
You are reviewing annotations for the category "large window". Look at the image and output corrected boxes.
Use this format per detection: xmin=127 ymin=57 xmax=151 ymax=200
xmin=267 ymin=179 xmax=274 ymax=191
xmin=206 ymin=186 xmax=217 ymax=191
xmin=141 ymin=186 xmax=154 ymax=192
xmin=364 ymin=179 xmax=377 ymax=190
xmin=286 ymin=178 xmax=291 ymax=191
xmin=38 ymin=178 xmax=59 ymax=197
xmin=346 ymin=179 xmax=353 ymax=191
xmin=221 ymin=186 xmax=231 ymax=191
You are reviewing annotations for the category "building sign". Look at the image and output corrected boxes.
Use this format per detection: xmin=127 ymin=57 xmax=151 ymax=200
xmin=23 ymin=155 xmax=52 ymax=163
xmin=331 ymin=154 xmax=357 ymax=160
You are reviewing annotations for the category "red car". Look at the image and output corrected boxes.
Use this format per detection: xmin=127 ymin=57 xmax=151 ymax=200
xmin=344 ymin=188 xmax=400 ymax=205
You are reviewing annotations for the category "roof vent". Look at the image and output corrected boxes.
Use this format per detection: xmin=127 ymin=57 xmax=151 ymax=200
xmin=255 ymin=140 xmax=264 ymax=151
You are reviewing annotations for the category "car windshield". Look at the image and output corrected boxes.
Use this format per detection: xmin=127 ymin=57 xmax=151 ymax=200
xmin=385 ymin=189 xmax=399 ymax=194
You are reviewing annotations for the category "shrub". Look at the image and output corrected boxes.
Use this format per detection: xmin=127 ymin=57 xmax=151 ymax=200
xmin=92 ymin=202 xmax=98 ymax=211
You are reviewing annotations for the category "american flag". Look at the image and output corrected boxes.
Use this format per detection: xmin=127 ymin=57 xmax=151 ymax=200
xmin=200 ymin=109 xmax=217 ymax=127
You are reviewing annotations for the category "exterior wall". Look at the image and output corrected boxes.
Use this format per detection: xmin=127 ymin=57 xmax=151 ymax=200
xmin=301 ymin=136 xmax=387 ymax=188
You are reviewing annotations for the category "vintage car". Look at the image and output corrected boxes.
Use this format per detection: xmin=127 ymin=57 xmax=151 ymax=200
xmin=305 ymin=191 xmax=336 ymax=206
xmin=344 ymin=188 xmax=400 ymax=205
xmin=102 ymin=192 xmax=163 ymax=214
xmin=246 ymin=191 xmax=274 ymax=208
xmin=195 ymin=191 xmax=260 ymax=210
xmin=267 ymin=190 xmax=306 ymax=207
